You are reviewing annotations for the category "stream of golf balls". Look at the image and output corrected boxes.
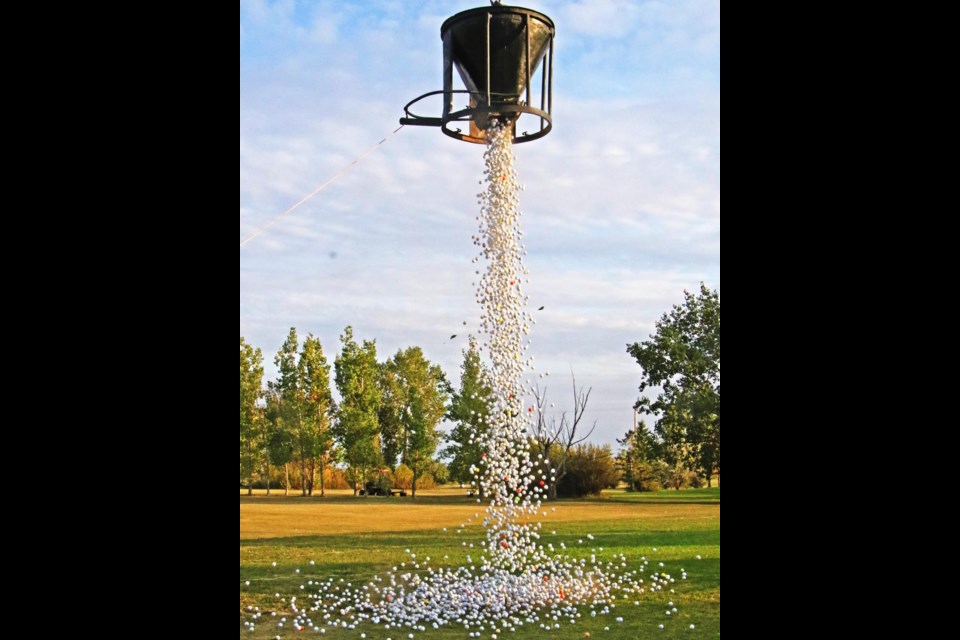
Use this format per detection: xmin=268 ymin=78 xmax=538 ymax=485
xmin=242 ymin=124 xmax=689 ymax=638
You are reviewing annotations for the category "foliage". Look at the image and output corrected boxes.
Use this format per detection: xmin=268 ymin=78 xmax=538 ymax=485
xmin=628 ymin=283 xmax=720 ymax=486
xmin=298 ymin=334 xmax=336 ymax=496
xmin=392 ymin=464 xmax=413 ymax=490
xmin=240 ymin=338 xmax=265 ymax=492
xmin=616 ymin=421 xmax=662 ymax=492
xmin=442 ymin=339 xmax=493 ymax=490
xmin=334 ymin=326 xmax=383 ymax=496
xmin=530 ymin=375 xmax=596 ymax=500
xmin=377 ymin=363 xmax=404 ymax=468
xmin=269 ymin=329 xmax=336 ymax=496
xmin=365 ymin=467 xmax=394 ymax=495
xmin=381 ymin=346 xmax=449 ymax=497
xmin=555 ymin=444 xmax=619 ymax=498
xmin=430 ymin=461 xmax=450 ymax=485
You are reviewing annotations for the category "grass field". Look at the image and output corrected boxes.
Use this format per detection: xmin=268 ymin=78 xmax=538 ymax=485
xmin=240 ymin=487 xmax=720 ymax=639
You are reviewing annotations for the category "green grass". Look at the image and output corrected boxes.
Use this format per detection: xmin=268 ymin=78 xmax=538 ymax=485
xmin=240 ymin=487 xmax=719 ymax=639
xmin=601 ymin=488 xmax=720 ymax=505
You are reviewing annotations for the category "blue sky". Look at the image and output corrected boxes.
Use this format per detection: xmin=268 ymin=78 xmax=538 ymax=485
xmin=240 ymin=0 xmax=720 ymax=446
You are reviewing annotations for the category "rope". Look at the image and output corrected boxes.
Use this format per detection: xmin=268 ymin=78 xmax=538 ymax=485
xmin=240 ymin=125 xmax=405 ymax=249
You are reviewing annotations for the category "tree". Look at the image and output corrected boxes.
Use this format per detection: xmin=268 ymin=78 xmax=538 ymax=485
xmin=529 ymin=374 xmax=598 ymax=500
xmin=381 ymin=347 xmax=448 ymax=498
xmin=334 ymin=326 xmax=382 ymax=497
xmin=443 ymin=339 xmax=493 ymax=494
xmin=269 ymin=330 xmax=337 ymax=497
xmin=273 ymin=329 xmax=309 ymax=496
xmin=616 ymin=420 xmax=662 ymax=492
xmin=298 ymin=335 xmax=335 ymax=497
xmin=264 ymin=386 xmax=294 ymax=496
xmin=240 ymin=338 xmax=264 ymax=495
xmin=628 ymin=284 xmax=720 ymax=486
xmin=378 ymin=362 xmax=404 ymax=468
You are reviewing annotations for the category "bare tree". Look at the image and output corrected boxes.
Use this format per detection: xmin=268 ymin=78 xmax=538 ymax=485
xmin=529 ymin=373 xmax=597 ymax=500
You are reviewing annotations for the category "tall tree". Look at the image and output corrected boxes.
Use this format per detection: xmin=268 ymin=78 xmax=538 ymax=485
xmin=273 ymin=329 xmax=308 ymax=495
xmin=298 ymin=335 xmax=335 ymax=497
xmin=383 ymin=347 xmax=449 ymax=498
xmin=269 ymin=329 xmax=336 ymax=497
xmin=240 ymin=338 xmax=264 ymax=495
xmin=628 ymin=283 xmax=720 ymax=486
xmin=334 ymin=326 xmax=382 ymax=497
xmin=443 ymin=339 xmax=493 ymax=494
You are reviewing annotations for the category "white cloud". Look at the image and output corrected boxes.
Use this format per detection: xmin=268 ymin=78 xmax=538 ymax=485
xmin=559 ymin=0 xmax=643 ymax=38
xmin=240 ymin=1 xmax=719 ymax=446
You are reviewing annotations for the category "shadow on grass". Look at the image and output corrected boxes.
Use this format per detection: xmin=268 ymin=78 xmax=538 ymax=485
xmin=240 ymin=488 xmax=721 ymax=507
xmin=239 ymin=494 xmax=478 ymax=505
xmin=242 ymin=526 xmax=719 ymax=551
xmin=600 ymin=488 xmax=721 ymax=505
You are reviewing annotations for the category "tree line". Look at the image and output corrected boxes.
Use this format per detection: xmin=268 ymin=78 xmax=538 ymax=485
xmin=240 ymin=326 xmax=451 ymax=498
xmin=240 ymin=284 xmax=720 ymax=498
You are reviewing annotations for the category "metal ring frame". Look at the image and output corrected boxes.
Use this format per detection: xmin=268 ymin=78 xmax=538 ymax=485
xmin=401 ymin=91 xmax=553 ymax=144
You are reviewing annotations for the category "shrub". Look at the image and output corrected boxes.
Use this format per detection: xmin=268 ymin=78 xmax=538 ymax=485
xmin=393 ymin=464 xmax=414 ymax=490
xmin=324 ymin=467 xmax=353 ymax=490
xmin=556 ymin=444 xmax=619 ymax=498
xmin=684 ymin=470 xmax=703 ymax=489
xmin=430 ymin=461 xmax=450 ymax=485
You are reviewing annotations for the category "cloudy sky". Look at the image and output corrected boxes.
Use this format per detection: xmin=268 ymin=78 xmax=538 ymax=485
xmin=239 ymin=0 xmax=720 ymax=446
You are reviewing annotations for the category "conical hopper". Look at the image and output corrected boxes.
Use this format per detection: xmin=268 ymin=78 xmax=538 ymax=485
xmin=442 ymin=6 xmax=555 ymax=111
xmin=399 ymin=3 xmax=555 ymax=144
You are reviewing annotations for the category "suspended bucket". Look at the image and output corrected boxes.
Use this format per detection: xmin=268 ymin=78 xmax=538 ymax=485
xmin=401 ymin=4 xmax=555 ymax=144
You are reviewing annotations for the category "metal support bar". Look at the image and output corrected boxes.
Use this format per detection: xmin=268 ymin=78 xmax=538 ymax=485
xmin=548 ymin=36 xmax=554 ymax=116
xmin=526 ymin=13 xmax=532 ymax=109
xmin=540 ymin=37 xmax=548 ymax=131
xmin=486 ymin=12 xmax=492 ymax=107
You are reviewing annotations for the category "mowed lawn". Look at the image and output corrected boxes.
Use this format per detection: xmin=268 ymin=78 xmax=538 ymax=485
xmin=240 ymin=487 xmax=720 ymax=639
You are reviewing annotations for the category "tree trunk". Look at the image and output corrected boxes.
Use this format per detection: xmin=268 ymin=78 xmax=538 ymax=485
xmin=247 ymin=482 xmax=253 ymax=496
xmin=284 ymin=463 xmax=290 ymax=496
xmin=319 ymin=456 xmax=326 ymax=498
xmin=307 ymin=459 xmax=315 ymax=497
xmin=300 ymin=457 xmax=308 ymax=497
xmin=265 ymin=463 xmax=271 ymax=497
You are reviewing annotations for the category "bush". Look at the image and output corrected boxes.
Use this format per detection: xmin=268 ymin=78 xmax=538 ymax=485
xmin=393 ymin=464 xmax=413 ymax=490
xmin=416 ymin=474 xmax=437 ymax=490
xmin=556 ymin=444 xmax=619 ymax=498
xmin=430 ymin=461 xmax=450 ymax=485
xmin=684 ymin=470 xmax=703 ymax=489
xmin=324 ymin=467 xmax=353 ymax=490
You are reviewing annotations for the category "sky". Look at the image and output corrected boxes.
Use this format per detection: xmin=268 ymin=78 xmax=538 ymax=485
xmin=239 ymin=0 xmax=720 ymax=448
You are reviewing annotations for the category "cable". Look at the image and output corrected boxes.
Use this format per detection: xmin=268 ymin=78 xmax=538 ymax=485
xmin=240 ymin=125 xmax=405 ymax=249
